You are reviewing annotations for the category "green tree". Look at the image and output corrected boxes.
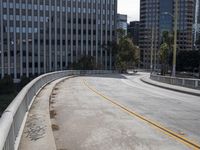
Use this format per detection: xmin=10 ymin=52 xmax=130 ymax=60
xmin=161 ymin=31 xmax=173 ymax=71
xmin=162 ymin=31 xmax=173 ymax=48
xmin=159 ymin=43 xmax=169 ymax=75
xmin=176 ymin=51 xmax=200 ymax=73
xmin=0 ymin=75 xmax=16 ymax=94
xmin=101 ymin=29 xmax=139 ymax=72
xmin=70 ymin=56 xmax=98 ymax=70
xmin=115 ymin=37 xmax=139 ymax=72
xmin=196 ymin=36 xmax=200 ymax=78
xmin=20 ymin=76 xmax=31 ymax=89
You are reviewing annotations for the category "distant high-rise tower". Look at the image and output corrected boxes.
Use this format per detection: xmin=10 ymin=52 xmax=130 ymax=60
xmin=139 ymin=0 xmax=194 ymax=69
xmin=117 ymin=14 xmax=128 ymax=35
xmin=128 ymin=21 xmax=140 ymax=46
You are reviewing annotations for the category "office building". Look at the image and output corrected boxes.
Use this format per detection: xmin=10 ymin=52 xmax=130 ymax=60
xmin=193 ymin=0 xmax=200 ymax=49
xmin=0 ymin=0 xmax=117 ymax=80
xmin=139 ymin=0 xmax=194 ymax=69
xmin=117 ymin=14 xmax=127 ymax=35
xmin=127 ymin=21 xmax=140 ymax=46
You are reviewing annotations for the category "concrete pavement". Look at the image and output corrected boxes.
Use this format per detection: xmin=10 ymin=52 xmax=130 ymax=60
xmin=50 ymin=75 xmax=197 ymax=150
xmin=19 ymin=73 xmax=200 ymax=150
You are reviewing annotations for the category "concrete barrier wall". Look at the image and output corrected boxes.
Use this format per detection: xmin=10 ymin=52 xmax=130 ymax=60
xmin=150 ymin=74 xmax=200 ymax=89
xmin=0 ymin=70 xmax=114 ymax=150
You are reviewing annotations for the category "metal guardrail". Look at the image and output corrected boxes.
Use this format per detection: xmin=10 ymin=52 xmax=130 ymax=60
xmin=150 ymin=74 xmax=200 ymax=89
xmin=0 ymin=70 xmax=114 ymax=150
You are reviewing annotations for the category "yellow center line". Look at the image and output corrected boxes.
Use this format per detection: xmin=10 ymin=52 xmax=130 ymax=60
xmin=82 ymin=79 xmax=200 ymax=150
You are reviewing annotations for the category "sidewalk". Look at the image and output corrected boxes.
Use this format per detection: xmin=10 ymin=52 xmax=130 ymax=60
xmin=19 ymin=77 xmax=71 ymax=150
xmin=141 ymin=76 xmax=200 ymax=97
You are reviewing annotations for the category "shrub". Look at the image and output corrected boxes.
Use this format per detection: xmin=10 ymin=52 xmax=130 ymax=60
xmin=0 ymin=75 xmax=15 ymax=94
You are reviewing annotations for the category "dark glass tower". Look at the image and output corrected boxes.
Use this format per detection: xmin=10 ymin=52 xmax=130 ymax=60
xmin=159 ymin=0 xmax=173 ymax=33
xmin=139 ymin=0 xmax=194 ymax=69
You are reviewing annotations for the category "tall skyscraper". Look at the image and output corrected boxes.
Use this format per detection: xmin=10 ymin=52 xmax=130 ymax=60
xmin=0 ymin=0 xmax=117 ymax=80
xmin=139 ymin=0 xmax=194 ymax=69
xmin=128 ymin=21 xmax=140 ymax=46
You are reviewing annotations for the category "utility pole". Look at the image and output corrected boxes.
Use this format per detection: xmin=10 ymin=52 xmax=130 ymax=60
xmin=172 ymin=0 xmax=178 ymax=77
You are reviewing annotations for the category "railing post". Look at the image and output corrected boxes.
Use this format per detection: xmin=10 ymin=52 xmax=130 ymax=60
xmin=182 ymin=79 xmax=185 ymax=86
xmin=195 ymin=80 xmax=198 ymax=88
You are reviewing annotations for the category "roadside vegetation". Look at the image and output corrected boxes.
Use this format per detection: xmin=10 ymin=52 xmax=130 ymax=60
xmin=159 ymin=31 xmax=200 ymax=78
xmin=69 ymin=29 xmax=139 ymax=73
xmin=102 ymin=29 xmax=140 ymax=73
xmin=0 ymin=75 xmax=33 ymax=115
xmin=70 ymin=56 xmax=100 ymax=70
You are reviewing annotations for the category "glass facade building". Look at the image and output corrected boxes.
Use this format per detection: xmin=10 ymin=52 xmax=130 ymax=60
xmin=127 ymin=21 xmax=140 ymax=46
xmin=140 ymin=0 xmax=194 ymax=69
xmin=117 ymin=14 xmax=127 ymax=35
xmin=159 ymin=0 xmax=173 ymax=33
xmin=0 ymin=0 xmax=117 ymax=79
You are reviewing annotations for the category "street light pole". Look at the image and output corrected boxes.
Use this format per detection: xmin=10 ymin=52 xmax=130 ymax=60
xmin=172 ymin=0 xmax=178 ymax=77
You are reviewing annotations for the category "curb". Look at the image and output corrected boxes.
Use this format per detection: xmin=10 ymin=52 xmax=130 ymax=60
xmin=141 ymin=77 xmax=200 ymax=97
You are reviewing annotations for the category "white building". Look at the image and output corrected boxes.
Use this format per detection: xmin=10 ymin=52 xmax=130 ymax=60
xmin=0 ymin=0 xmax=117 ymax=79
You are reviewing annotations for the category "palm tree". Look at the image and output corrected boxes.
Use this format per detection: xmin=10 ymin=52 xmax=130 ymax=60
xmin=159 ymin=43 xmax=169 ymax=75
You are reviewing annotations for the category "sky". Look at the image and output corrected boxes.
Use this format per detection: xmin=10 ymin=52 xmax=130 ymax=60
xmin=118 ymin=0 xmax=140 ymax=22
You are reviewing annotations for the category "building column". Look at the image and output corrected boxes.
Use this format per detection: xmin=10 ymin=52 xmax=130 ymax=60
xmin=55 ymin=0 xmax=58 ymax=70
xmin=86 ymin=0 xmax=89 ymax=56
xmin=32 ymin=0 xmax=35 ymax=76
xmin=105 ymin=0 xmax=108 ymax=70
xmin=95 ymin=0 xmax=98 ymax=65
xmin=70 ymin=0 xmax=73 ymax=64
xmin=37 ymin=0 xmax=41 ymax=74
xmin=91 ymin=0 xmax=94 ymax=57
xmin=76 ymin=0 xmax=78 ymax=62
xmin=13 ymin=1 xmax=17 ymax=79
xmin=81 ymin=0 xmax=83 ymax=56
xmin=44 ymin=0 xmax=47 ymax=73
xmin=25 ymin=0 xmax=29 ymax=77
xmin=60 ymin=0 xmax=63 ymax=70
xmin=19 ymin=0 xmax=23 ymax=77
xmin=6 ymin=0 xmax=11 ymax=75
xmin=65 ymin=0 xmax=68 ymax=68
xmin=0 ymin=1 xmax=4 ymax=78
xmin=49 ymin=0 xmax=52 ymax=71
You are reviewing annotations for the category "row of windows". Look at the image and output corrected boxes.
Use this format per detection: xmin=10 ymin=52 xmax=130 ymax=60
xmin=2 ymin=27 xmax=115 ymax=35
xmin=1 ymin=2 xmax=115 ymax=15
xmin=2 ymin=38 xmax=113 ymax=46
xmin=2 ymin=15 xmax=115 ymax=25
xmin=1 ymin=48 xmax=108 ymax=57
xmin=74 ymin=0 xmax=115 ymax=4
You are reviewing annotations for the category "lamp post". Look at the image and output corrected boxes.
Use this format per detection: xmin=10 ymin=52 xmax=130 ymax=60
xmin=162 ymin=0 xmax=178 ymax=77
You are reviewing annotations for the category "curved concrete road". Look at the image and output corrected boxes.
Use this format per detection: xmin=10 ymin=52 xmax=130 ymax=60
xmin=50 ymin=73 xmax=200 ymax=150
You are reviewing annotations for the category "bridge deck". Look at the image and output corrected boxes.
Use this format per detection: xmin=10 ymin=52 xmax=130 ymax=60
xmin=19 ymin=73 xmax=200 ymax=150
